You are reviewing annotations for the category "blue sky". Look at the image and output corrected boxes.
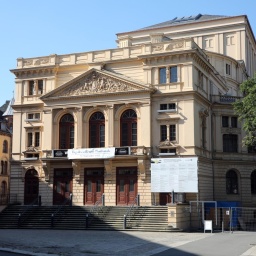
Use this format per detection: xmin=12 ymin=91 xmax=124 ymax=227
xmin=0 ymin=0 xmax=255 ymax=106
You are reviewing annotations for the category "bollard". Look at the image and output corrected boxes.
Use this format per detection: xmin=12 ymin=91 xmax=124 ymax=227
xmin=137 ymin=194 xmax=140 ymax=206
xmin=38 ymin=195 xmax=41 ymax=206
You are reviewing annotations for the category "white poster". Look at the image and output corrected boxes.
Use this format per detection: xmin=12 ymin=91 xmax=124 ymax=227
xmin=151 ymin=157 xmax=198 ymax=193
xmin=68 ymin=147 xmax=115 ymax=159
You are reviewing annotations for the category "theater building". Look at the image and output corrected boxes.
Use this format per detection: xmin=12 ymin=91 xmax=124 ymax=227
xmin=10 ymin=14 xmax=256 ymax=207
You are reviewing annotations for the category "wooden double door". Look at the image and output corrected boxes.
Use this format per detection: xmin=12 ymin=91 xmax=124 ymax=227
xmin=53 ymin=169 xmax=73 ymax=205
xmin=84 ymin=168 xmax=104 ymax=205
xmin=116 ymin=167 xmax=137 ymax=205
xmin=24 ymin=169 xmax=39 ymax=205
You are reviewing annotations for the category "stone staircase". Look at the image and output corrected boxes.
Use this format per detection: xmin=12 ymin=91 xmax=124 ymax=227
xmin=0 ymin=205 xmax=181 ymax=231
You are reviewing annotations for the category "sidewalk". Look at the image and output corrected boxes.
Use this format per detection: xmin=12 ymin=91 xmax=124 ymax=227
xmin=0 ymin=229 xmax=255 ymax=256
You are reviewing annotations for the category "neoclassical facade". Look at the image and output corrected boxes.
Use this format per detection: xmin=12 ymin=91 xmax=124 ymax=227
xmin=10 ymin=14 xmax=256 ymax=207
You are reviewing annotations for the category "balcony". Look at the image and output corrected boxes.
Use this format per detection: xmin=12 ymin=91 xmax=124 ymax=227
xmin=212 ymin=95 xmax=241 ymax=104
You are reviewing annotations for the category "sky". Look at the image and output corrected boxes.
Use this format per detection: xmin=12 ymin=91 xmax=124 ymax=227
xmin=0 ymin=0 xmax=256 ymax=106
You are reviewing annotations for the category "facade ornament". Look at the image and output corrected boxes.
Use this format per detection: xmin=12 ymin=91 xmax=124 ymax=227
xmin=199 ymin=108 xmax=209 ymax=117
xmin=166 ymin=41 xmax=184 ymax=51
xmin=158 ymin=140 xmax=177 ymax=147
xmin=59 ymin=71 xmax=136 ymax=97
xmin=152 ymin=45 xmax=164 ymax=52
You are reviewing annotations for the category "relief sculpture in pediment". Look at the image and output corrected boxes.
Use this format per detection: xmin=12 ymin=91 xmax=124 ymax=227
xmin=59 ymin=71 xmax=135 ymax=97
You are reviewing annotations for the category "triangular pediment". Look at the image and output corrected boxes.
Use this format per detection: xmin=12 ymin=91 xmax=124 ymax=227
xmin=41 ymin=68 xmax=154 ymax=100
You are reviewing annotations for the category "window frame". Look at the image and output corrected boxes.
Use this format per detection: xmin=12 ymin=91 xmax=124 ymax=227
xmin=226 ymin=170 xmax=238 ymax=194
xmin=27 ymin=79 xmax=44 ymax=96
xmin=159 ymin=66 xmax=178 ymax=84
xmin=120 ymin=109 xmax=137 ymax=147
xmin=59 ymin=114 xmax=74 ymax=149
xmin=223 ymin=134 xmax=238 ymax=153
xmin=89 ymin=111 xmax=105 ymax=148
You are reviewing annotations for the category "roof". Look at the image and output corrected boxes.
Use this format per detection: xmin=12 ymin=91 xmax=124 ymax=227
xmin=2 ymin=98 xmax=14 ymax=116
xmin=127 ymin=14 xmax=229 ymax=32
xmin=0 ymin=100 xmax=10 ymax=114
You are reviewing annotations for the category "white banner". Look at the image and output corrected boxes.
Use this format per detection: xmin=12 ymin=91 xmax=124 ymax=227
xmin=151 ymin=157 xmax=198 ymax=193
xmin=68 ymin=147 xmax=115 ymax=159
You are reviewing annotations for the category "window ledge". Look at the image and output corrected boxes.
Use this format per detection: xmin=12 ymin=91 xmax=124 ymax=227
xmin=157 ymin=109 xmax=177 ymax=113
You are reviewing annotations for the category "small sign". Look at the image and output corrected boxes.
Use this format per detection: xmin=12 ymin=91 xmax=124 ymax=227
xmin=226 ymin=210 xmax=230 ymax=215
xmin=52 ymin=149 xmax=68 ymax=158
xmin=204 ymin=220 xmax=212 ymax=233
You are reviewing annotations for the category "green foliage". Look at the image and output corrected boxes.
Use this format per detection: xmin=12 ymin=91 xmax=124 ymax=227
xmin=233 ymin=75 xmax=256 ymax=146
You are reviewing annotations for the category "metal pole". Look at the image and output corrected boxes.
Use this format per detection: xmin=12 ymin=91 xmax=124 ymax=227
xmin=102 ymin=193 xmax=105 ymax=206
xmin=85 ymin=214 xmax=89 ymax=229
xmin=18 ymin=213 xmax=21 ymax=227
xmin=123 ymin=215 xmax=126 ymax=229
xmin=51 ymin=214 xmax=54 ymax=228
xmin=70 ymin=193 xmax=73 ymax=207
xmin=137 ymin=194 xmax=140 ymax=206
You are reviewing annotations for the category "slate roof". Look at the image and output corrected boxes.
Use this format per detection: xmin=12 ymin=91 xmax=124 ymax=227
xmin=136 ymin=14 xmax=229 ymax=31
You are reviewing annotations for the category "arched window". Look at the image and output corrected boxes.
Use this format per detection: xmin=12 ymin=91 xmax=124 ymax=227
xmin=226 ymin=170 xmax=238 ymax=194
xmin=251 ymin=170 xmax=256 ymax=194
xmin=59 ymin=114 xmax=74 ymax=149
xmin=120 ymin=109 xmax=137 ymax=146
xmin=89 ymin=112 xmax=105 ymax=148
xmin=3 ymin=140 xmax=8 ymax=153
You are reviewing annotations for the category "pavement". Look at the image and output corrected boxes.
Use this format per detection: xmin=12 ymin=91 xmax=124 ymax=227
xmin=0 ymin=229 xmax=255 ymax=256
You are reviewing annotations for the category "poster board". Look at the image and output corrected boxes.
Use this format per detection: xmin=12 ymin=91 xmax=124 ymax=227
xmin=151 ymin=157 xmax=198 ymax=193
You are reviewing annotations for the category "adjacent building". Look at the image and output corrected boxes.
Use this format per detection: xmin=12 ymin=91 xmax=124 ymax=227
xmin=0 ymin=100 xmax=13 ymax=205
xmin=10 ymin=14 xmax=256 ymax=208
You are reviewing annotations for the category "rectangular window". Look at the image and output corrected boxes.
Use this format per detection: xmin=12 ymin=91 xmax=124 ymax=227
xmin=223 ymin=134 xmax=238 ymax=152
xmin=27 ymin=130 xmax=40 ymax=148
xmin=27 ymin=113 xmax=40 ymax=121
xmin=27 ymin=132 xmax=33 ymax=147
xmin=170 ymin=66 xmax=177 ymax=83
xmin=29 ymin=81 xmax=34 ymax=95
xmin=169 ymin=125 xmax=176 ymax=141
xmin=159 ymin=68 xmax=166 ymax=84
xmin=222 ymin=116 xmax=229 ymax=127
xmin=160 ymin=103 xmax=176 ymax=111
xmin=226 ymin=64 xmax=231 ymax=75
xmin=159 ymin=66 xmax=178 ymax=84
xmin=38 ymin=80 xmax=43 ymax=94
xmin=35 ymin=132 xmax=40 ymax=147
xmin=160 ymin=125 xmax=167 ymax=141
xmin=231 ymin=117 xmax=237 ymax=128
xmin=28 ymin=79 xmax=44 ymax=96
xmin=160 ymin=148 xmax=176 ymax=154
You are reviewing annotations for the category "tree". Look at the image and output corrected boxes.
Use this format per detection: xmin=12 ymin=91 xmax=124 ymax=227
xmin=233 ymin=75 xmax=256 ymax=147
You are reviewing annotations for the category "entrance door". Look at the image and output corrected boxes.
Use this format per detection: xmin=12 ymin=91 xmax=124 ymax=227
xmin=159 ymin=193 xmax=172 ymax=205
xmin=24 ymin=169 xmax=39 ymax=205
xmin=53 ymin=169 xmax=73 ymax=205
xmin=84 ymin=168 xmax=104 ymax=205
xmin=116 ymin=167 xmax=137 ymax=205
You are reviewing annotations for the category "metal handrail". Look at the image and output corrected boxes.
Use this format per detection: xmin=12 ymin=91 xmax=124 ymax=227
xmin=123 ymin=194 xmax=140 ymax=229
xmin=51 ymin=194 xmax=72 ymax=228
xmin=85 ymin=194 xmax=105 ymax=228
xmin=18 ymin=195 xmax=41 ymax=227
